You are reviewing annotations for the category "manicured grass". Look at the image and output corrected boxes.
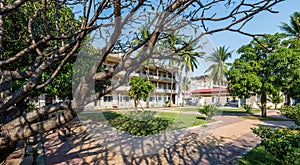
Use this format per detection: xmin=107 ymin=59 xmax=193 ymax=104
xmin=156 ymin=112 xmax=213 ymax=128
xmin=79 ymin=111 xmax=214 ymax=135
xmin=220 ymin=109 xmax=260 ymax=114
xmin=167 ymin=107 xmax=260 ymax=114
xmin=238 ymin=145 xmax=281 ymax=165
xmin=171 ymin=107 xmax=199 ymax=111
xmin=79 ymin=111 xmax=122 ymax=121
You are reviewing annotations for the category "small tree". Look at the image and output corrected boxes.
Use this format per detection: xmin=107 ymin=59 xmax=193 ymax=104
xmin=268 ymin=92 xmax=284 ymax=110
xmin=129 ymin=77 xmax=155 ymax=111
xmin=198 ymin=104 xmax=217 ymax=119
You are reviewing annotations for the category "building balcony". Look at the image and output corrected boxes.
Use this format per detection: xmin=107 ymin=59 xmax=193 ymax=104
xmin=154 ymin=88 xmax=176 ymax=93
xmin=115 ymin=86 xmax=130 ymax=91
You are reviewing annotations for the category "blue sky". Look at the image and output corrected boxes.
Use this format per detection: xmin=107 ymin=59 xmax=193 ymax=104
xmin=193 ymin=0 xmax=300 ymax=76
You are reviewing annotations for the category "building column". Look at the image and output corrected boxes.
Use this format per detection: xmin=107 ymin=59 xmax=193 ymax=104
xmin=118 ymin=93 xmax=121 ymax=108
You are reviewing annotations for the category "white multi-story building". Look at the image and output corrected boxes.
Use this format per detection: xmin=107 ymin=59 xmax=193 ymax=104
xmin=32 ymin=53 xmax=179 ymax=109
xmin=92 ymin=54 xmax=179 ymax=109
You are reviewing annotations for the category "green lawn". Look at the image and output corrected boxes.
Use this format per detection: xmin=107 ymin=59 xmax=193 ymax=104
xmin=79 ymin=111 xmax=214 ymax=136
xmin=156 ymin=112 xmax=212 ymax=128
xmin=170 ymin=107 xmax=200 ymax=111
xmin=220 ymin=109 xmax=260 ymax=114
xmin=168 ymin=107 xmax=260 ymax=114
xmin=238 ymin=145 xmax=281 ymax=165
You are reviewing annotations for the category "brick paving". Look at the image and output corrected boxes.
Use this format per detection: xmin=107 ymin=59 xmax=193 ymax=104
xmin=43 ymin=110 xmax=295 ymax=165
xmin=44 ymin=133 xmax=84 ymax=165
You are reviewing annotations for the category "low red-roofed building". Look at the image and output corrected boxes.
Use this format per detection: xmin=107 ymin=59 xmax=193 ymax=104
xmin=187 ymin=75 xmax=234 ymax=106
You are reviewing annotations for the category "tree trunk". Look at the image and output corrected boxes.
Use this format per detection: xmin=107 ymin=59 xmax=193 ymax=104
xmin=0 ymin=0 xmax=4 ymax=58
xmin=171 ymin=71 xmax=174 ymax=105
xmin=134 ymin=98 xmax=138 ymax=111
xmin=0 ymin=142 xmax=16 ymax=163
xmin=261 ymin=94 xmax=267 ymax=117
xmin=138 ymin=100 xmax=144 ymax=112
xmin=218 ymin=80 xmax=221 ymax=106
xmin=286 ymin=95 xmax=291 ymax=106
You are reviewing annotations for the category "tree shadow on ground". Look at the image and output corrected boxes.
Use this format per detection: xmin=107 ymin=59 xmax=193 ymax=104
xmin=43 ymin=110 xmax=297 ymax=165
xmin=43 ymin=119 xmax=259 ymax=165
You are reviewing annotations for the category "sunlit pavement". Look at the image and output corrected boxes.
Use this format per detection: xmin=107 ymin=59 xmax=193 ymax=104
xmin=43 ymin=110 xmax=294 ymax=165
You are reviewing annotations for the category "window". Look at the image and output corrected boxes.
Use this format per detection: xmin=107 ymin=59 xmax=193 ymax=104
xmin=158 ymin=96 xmax=162 ymax=101
xmin=163 ymin=84 xmax=167 ymax=89
xmin=123 ymin=96 xmax=130 ymax=102
xmin=149 ymin=97 xmax=155 ymax=101
xmin=164 ymin=96 xmax=168 ymax=101
xmin=257 ymin=95 xmax=261 ymax=103
xmin=104 ymin=96 xmax=113 ymax=102
xmin=151 ymin=71 xmax=156 ymax=76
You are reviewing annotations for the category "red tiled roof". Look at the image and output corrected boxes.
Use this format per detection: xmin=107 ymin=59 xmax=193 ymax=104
xmin=191 ymin=88 xmax=228 ymax=93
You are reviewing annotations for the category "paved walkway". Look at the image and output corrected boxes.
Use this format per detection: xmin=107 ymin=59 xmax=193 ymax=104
xmin=43 ymin=110 xmax=294 ymax=165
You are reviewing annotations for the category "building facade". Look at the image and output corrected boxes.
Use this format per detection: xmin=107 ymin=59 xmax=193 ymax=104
xmin=92 ymin=53 xmax=178 ymax=109
xmin=189 ymin=74 xmax=285 ymax=109
xmin=189 ymin=75 xmax=233 ymax=106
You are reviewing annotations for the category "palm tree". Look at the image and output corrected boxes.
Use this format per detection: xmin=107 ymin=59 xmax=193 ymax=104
xmin=179 ymin=41 xmax=205 ymax=106
xmin=205 ymin=46 xmax=233 ymax=105
xmin=160 ymin=33 xmax=203 ymax=106
xmin=279 ymin=12 xmax=300 ymax=40
xmin=279 ymin=12 xmax=300 ymax=105
xmin=181 ymin=76 xmax=191 ymax=105
xmin=182 ymin=76 xmax=191 ymax=93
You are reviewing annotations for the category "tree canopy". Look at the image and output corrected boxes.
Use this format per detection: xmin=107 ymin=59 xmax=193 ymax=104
xmin=227 ymin=33 xmax=300 ymax=117
xmin=0 ymin=0 xmax=286 ymax=160
xmin=129 ymin=77 xmax=155 ymax=111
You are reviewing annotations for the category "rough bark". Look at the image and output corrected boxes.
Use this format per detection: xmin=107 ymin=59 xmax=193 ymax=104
xmin=261 ymin=94 xmax=267 ymax=117
xmin=0 ymin=108 xmax=76 ymax=145
xmin=0 ymin=0 xmax=3 ymax=57
xmin=0 ymin=142 xmax=16 ymax=164
xmin=1 ymin=102 xmax=69 ymax=131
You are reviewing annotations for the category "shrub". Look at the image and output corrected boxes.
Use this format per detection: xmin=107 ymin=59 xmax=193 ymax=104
xmin=280 ymin=105 xmax=300 ymax=125
xmin=165 ymin=100 xmax=171 ymax=107
xmin=109 ymin=111 xmax=170 ymax=136
xmin=241 ymin=103 xmax=252 ymax=112
xmin=198 ymin=104 xmax=217 ymax=119
xmin=252 ymin=125 xmax=300 ymax=165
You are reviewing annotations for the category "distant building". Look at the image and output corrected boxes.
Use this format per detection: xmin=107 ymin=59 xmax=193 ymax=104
xmin=93 ymin=53 xmax=179 ymax=109
xmin=31 ymin=53 xmax=178 ymax=109
xmin=189 ymin=75 xmax=233 ymax=106
xmin=189 ymin=75 xmax=285 ymax=109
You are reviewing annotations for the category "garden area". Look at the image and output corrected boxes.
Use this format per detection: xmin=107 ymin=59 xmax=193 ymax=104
xmin=238 ymin=104 xmax=300 ymax=165
xmin=79 ymin=110 xmax=214 ymax=136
